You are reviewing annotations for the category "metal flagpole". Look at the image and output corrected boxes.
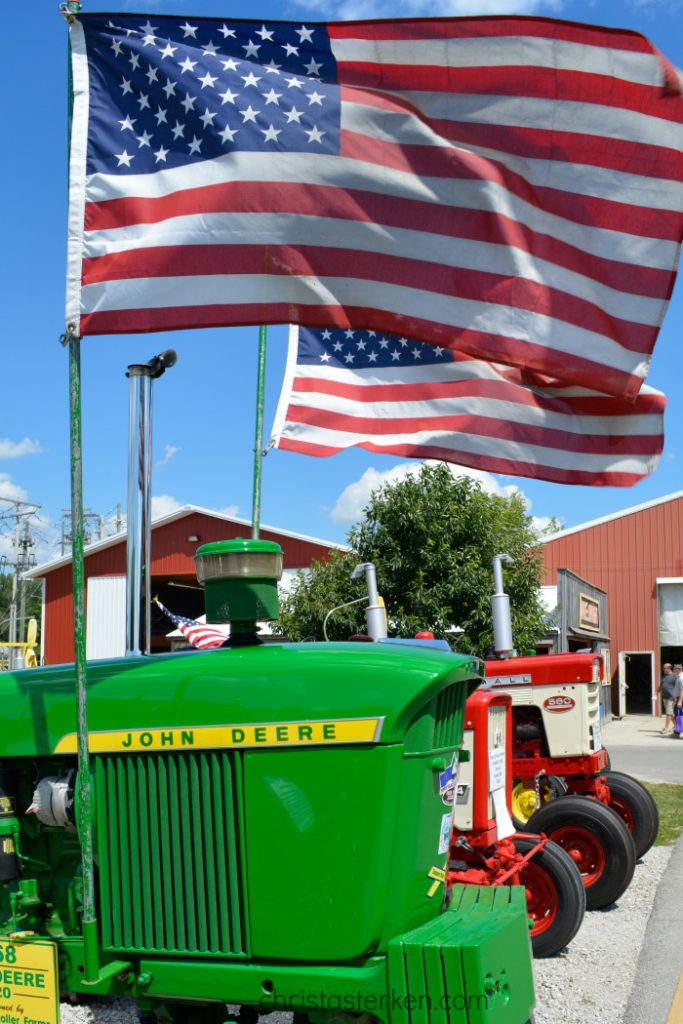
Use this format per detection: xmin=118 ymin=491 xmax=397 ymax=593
xmin=62 ymin=0 xmax=108 ymax=985
xmin=65 ymin=328 xmax=99 ymax=981
xmin=251 ymin=324 xmax=268 ymax=539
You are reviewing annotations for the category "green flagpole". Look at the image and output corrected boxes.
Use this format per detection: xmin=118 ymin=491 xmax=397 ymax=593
xmin=251 ymin=324 xmax=268 ymax=539
xmin=63 ymin=0 xmax=122 ymax=986
xmin=65 ymin=330 xmax=100 ymax=982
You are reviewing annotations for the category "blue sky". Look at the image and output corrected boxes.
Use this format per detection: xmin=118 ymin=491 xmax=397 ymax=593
xmin=1 ymin=0 xmax=682 ymax=565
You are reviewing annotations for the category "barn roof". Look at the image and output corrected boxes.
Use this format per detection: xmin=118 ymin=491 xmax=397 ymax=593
xmin=25 ymin=504 xmax=346 ymax=579
xmin=540 ymin=489 xmax=683 ymax=545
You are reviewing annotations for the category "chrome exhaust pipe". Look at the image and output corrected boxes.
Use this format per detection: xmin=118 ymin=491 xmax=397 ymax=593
xmin=350 ymin=562 xmax=387 ymax=640
xmin=491 ymin=553 xmax=513 ymax=658
xmin=125 ymin=351 xmax=177 ymax=656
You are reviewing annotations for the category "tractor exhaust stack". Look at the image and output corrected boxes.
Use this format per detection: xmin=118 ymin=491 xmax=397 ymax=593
xmin=125 ymin=350 xmax=177 ymax=656
xmin=491 ymin=553 xmax=513 ymax=658
xmin=351 ymin=562 xmax=387 ymax=640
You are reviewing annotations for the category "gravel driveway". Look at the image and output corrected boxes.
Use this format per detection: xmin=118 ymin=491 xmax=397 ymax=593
xmin=59 ymin=847 xmax=670 ymax=1024
xmin=534 ymin=845 xmax=671 ymax=1024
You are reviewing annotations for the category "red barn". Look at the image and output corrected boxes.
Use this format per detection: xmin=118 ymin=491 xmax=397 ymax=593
xmin=541 ymin=490 xmax=683 ymax=717
xmin=26 ymin=506 xmax=343 ymax=666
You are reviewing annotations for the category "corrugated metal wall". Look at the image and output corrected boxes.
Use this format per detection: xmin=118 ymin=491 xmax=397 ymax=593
xmin=41 ymin=513 xmax=340 ymax=665
xmin=542 ymin=495 xmax=683 ymax=693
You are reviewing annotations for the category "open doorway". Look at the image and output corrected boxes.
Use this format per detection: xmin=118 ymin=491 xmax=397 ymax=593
xmin=617 ymin=651 xmax=655 ymax=716
xmin=660 ymin=646 xmax=683 ymax=671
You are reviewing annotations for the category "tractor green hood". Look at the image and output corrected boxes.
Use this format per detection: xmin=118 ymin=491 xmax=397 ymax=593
xmin=0 ymin=642 xmax=481 ymax=758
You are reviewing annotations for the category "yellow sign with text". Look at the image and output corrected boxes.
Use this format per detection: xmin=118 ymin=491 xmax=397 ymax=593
xmin=0 ymin=938 xmax=58 ymax=1024
xmin=54 ymin=717 xmax=384 ymax=755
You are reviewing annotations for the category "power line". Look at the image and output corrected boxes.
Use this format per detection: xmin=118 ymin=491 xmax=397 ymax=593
xmin=0 ymin=500 xmax=42 ymax=647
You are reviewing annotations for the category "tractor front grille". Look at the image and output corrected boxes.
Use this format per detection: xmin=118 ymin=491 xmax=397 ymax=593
xmin=95 ymin=750 xmax=245 ymax=957
xmin=434 ymin=684 xmax=465 ymax=749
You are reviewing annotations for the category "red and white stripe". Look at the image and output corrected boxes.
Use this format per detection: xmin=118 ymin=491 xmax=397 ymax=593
xmin=177 ymin=621 xmax=229 ymax=650
xmin=272 ymin=327 xmax=666 ymax=487
xmin=68 ymin=16 xmax=683 ymax=399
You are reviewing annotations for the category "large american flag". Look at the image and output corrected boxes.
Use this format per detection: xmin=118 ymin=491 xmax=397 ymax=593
xmin=271 ymin=326 xmax=666 ymax=487
xmin=67 ymin=14 xmax=683 ymax=398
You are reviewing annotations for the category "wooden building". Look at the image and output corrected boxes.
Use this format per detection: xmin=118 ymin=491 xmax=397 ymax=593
xmin=541 ymin=490 xmax=683 ymax=717
xmin=26 ymin=506 xmax=342 ymax=665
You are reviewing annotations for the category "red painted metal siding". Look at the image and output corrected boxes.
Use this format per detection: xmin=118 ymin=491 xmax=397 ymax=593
xmin=542 ymin=495 xmax=683 ymax=681
xmin=41 ymin=513 xmax=340 ymax=665
xmin=42 ymin=565 xmax=78 ymax=667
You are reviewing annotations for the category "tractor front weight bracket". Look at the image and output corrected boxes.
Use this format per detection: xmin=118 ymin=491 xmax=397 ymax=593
xmin=447 ymin=834 xmax=549 ymax=889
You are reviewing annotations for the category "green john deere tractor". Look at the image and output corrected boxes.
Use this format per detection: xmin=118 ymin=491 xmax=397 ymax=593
xmin=0 ymin=539 xmax=535 ymax=1024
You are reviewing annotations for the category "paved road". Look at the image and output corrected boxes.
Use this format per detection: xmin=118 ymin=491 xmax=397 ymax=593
xmin=622 ymin=833 xmax=683 ymax=1024
xmin=603 ymin=715 xmax=683 ymax=784
xmin=604 ymin=716 xmax=683 ymax=1022
xmin=608 ymin=741 xmax=683 ymax=784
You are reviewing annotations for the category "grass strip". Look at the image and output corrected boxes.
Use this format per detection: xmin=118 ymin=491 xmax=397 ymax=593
xmin=642 ymin=782 xmax=683 ymax=846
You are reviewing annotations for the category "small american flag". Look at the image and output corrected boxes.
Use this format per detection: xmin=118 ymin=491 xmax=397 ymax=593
xmin=66 ymin=13 xmax=683 ymax=399
xmin=271 ymin=326 xmax=666 ymax=487
xmin=154 ymin=598 xmax=228 ymax=650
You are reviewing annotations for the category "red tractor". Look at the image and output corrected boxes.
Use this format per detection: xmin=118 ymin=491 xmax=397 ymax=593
xmin=346 ymin=606 xmax=587 ymax=960
xmin=447 ymin=686 xmax=586 ymax=958
xmin=483 ymin=556 xmax=658 ymax=909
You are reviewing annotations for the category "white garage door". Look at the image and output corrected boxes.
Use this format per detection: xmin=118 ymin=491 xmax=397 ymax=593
xmin=86 ymin=576 xmax=126 ymax=659
xmin=658 ymin=580 xmax=683 ymax=646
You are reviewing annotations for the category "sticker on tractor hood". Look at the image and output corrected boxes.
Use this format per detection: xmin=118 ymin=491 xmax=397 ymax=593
xmin=54 ymin=717 xmax=385 ymax=754
xmin=543 ymin=696 xmax=576 ymax=713
xmin=438 ymin=811 xmax=452 ymax=854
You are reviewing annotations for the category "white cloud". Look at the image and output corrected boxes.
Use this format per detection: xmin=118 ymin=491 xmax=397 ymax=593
xmin=150 ymin=496 xmax=240 ymax=521
xmin=151 ymin=494 xmax=185 ymax=520
xmin=331 ymin=462 xmax=563 ymax=542
xmin=299 ymin=0 xmax=561 ymax=18
xmin=0 ymin=475 xmax=29 ymax=506
xmin=0 ymin=438 xmax=43 ymax=460
xmin=156 ymin=444 xmax=179 ymax=469
xmin=530 ymin=514 xmax=561 ymax=537
xmin=330 ymin=460 xmax=519 ymax=524
xmin=0 ymin=532 xmax=14 ymax=563
xmin=331 ymin=464 xmax=416 ymax=523
xmin=628 ymin=0 xmax=683 ymax=9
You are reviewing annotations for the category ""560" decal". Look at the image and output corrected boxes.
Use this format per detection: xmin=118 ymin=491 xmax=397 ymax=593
xmin=543 ymin=695 xmax=576 ymax=713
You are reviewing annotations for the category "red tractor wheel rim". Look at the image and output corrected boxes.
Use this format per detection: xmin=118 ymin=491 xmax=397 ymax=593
xmin=607 ymin=795 xmax=635 ymax=834
xmin=521 ymin=861 xmax=558 ymax=936
xmin=551 ymin=826 xmax=606 ymax=887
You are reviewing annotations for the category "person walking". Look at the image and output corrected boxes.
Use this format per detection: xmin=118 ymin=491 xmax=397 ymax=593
xmin=674 ymin=663 xmax=683 ymax=738
xmin=660 ymin=663 xmax=679 ymax=735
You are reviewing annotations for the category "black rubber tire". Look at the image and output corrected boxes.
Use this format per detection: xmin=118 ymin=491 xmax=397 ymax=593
xmin=525 ymin=794 xmax=636 ymax=910
xmin=515 ymin=837 xmax=586 ymax=958
xmin=602 ymin=770 xmax=659 ymax=858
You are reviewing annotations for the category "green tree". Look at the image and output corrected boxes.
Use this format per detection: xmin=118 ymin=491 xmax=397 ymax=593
xmin=280 ymin=464 xmax=547 ymax=657
xmin=279 ymin=548 xmax=365 ymax=642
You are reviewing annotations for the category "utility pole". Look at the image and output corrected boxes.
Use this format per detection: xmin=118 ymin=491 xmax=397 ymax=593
xmin=60 ymin=507 xmax=107 ymax=554
xmin=17 ymin=516 xmax=36 ymax=642
xmin=0 ymin=496 xmax=41 ymax=650
xmin=8 ymin=514 xmax=21 ymax=645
